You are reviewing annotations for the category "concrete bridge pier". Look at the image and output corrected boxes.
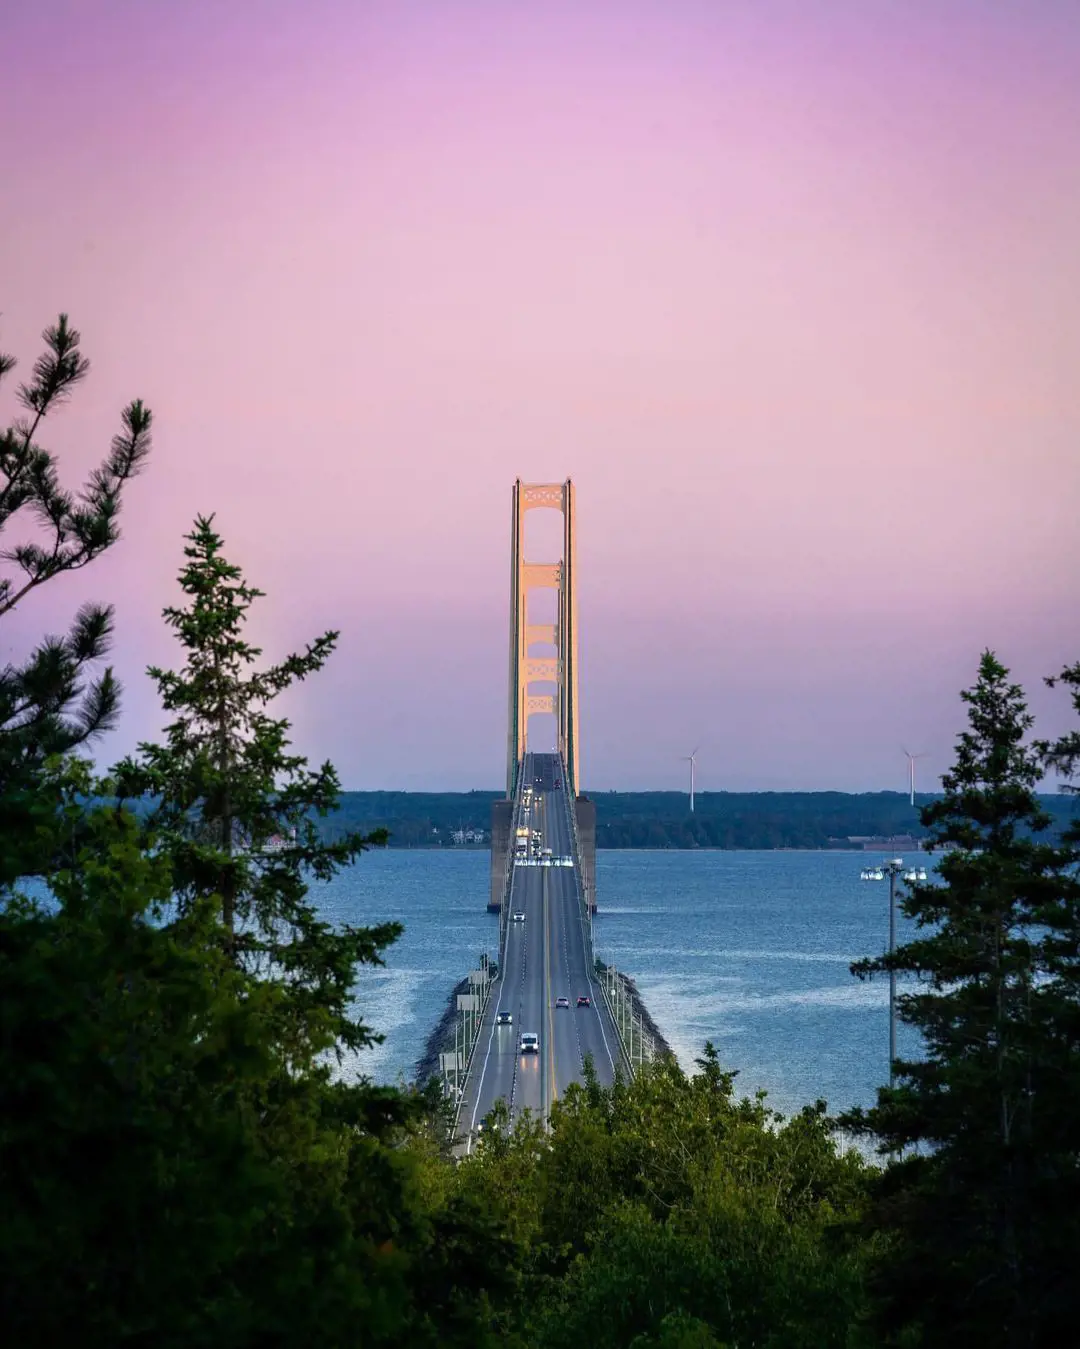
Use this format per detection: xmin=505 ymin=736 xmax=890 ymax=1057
xmin=488 ymin=799 xmax=513 ymax=913
xmin=575 ymin=796 xmax=597 ymax=914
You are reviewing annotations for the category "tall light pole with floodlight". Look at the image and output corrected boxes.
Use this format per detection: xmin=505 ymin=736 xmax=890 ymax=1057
xmin=860 ymin=856 xmax=927 ymax=1077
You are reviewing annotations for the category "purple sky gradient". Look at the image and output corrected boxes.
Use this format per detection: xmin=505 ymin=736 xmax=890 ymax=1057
xmin=3 ymin=1 xmax=1078 ymax=792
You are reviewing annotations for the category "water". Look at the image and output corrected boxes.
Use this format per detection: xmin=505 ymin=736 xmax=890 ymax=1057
xmin=589 ymin=851 xmax=922 ymax=1118
xmin=314 ymin=848 xmax=923 ymax=1118
xmin=312 ymin=850 xmax=492 ymax=1083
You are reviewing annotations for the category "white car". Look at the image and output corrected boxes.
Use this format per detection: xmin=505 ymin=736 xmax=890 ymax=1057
xmin=496 ymin=1010 xmax=513 ymax=1026
xmin=512 ymin=912 xmax=526 ymax=923
xmin=519 ymin=1032 xmax=540 ymax=1055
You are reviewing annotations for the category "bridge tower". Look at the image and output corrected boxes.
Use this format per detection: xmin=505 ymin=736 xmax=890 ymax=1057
xmin=488 ymin=479 xmax=595 ymax=913
xmin=505 ymin=479 xmax=580 ymax=799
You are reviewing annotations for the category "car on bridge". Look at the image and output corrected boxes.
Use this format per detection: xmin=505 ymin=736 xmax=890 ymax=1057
xmin=576 ymin=995 xmax=591 ymax=1008
xmin=495 ymin=1010 xmax=513 ymax=1025
xmin=512 ymin=911 xmax=525 ymax=923
xmin=519 ymin=1032 xmax=539 ymax=1054
xmin=555 ymin=996 xmax=570 ymax=1009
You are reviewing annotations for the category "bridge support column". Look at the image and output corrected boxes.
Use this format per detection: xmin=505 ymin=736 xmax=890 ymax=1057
xmin=488 ymin=799 xmax=513 ymax=913
xmin=575 ymin=796 xmax=597 ymax=914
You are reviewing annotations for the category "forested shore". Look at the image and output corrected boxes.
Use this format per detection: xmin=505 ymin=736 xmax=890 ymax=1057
xmin=318 ymin=787 xmax=1077 ymax=850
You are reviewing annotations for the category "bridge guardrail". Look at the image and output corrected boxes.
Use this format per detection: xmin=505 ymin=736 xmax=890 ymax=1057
xmin=563 ymin=772 xmax=591 ymax=919
xmin=548 ymin=754 xmax=597 ymax=973
xmin=554 ymin=763 xmax=638 ymax=1077
xmin=454 ymin=766 xmax=527 ymax=1139
xmin=449 ymin=953 xmax=496 ymax=1138
xmin=594 ymin=961 xmax=656 ymax=1077
xmin=596 ymin=969 xmax=633 ymax=1077
xmin=497 ymin=764 xmax=528 ymax=961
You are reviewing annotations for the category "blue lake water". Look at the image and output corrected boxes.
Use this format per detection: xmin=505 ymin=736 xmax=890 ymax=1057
xmin=314 ymin=848 xmax=924 ymax=1118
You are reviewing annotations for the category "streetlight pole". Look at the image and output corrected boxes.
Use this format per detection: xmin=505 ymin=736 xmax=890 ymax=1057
xmin=887 ymin=864 xmax=897 ymax=1074
xmin=860 ymin=856 xmax=928 ymax=1080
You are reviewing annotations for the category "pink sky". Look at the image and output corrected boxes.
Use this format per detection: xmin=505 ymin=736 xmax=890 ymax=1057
xmin=3 ymin=0 xmax=1078 ymax=792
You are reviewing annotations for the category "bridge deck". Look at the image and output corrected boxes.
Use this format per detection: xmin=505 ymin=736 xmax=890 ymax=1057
xmin=459 ymin=752 xmax=622 ymax=1147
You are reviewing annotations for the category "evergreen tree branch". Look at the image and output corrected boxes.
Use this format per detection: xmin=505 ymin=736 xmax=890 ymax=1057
xmin=1 ymin=316 xmax=151 ymax=886
xmin=1036 ymin=661 xmax=1080 ymax=800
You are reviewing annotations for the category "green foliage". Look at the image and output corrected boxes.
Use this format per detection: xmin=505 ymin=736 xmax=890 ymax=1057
xmin=1038 ymin=658 xmax=1080 ymax=814
xmin=842 ymin=651 xmax=1080 ymax=1346
xmin=0 ymin=315 xmax=151 ymax=886
xmin=453 ymin=1047 xmax=874 ymax=1348
xmin=0 ymin=801 xmax=463 ymax=1346
xmin=112 ymin=516 xmax=395 ymax=1056
xmin=0 ymin=512 xmax=509 ymax=1346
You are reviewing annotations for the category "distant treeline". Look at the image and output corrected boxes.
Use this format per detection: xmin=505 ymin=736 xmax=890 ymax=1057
xmin=317 ymin=789 xmax=1079 ymax=850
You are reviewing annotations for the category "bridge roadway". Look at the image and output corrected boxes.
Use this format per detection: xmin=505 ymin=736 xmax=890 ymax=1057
xmin=460 ymin=752 xmax=621 ymax=1147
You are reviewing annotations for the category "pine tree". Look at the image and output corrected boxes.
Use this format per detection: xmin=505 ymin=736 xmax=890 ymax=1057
xmin=842 ymin=651 xmax=1080 ymax=1347
xmin=112 ymin=516 xmax=397 ymax=1059
xmin=0 ymin=315 xmax=151 ymax=886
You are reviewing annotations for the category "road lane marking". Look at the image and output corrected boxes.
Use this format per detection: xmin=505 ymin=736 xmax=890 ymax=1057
xmin=544 ymin=845 xmax=558 ymax=1109
xmin=467 ymin=992 xmax=502 ymax=1152
xmin=467 ymin=867 xmax=528 ymax=1150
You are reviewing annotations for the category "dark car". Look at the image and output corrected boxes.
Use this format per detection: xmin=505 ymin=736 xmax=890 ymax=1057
xmin=555 ymin=996 xmax=570 ymax=1009
xmin=576 ymin=995 xmax=591 ymax=1008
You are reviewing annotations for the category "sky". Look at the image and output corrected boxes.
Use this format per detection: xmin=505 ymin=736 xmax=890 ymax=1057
xmin=2 ymin=0 xmax=1078 ymax=793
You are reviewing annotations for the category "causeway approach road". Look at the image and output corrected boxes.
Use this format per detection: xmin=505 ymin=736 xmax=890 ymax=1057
xmin=461 ymin=752 xmax=622 ymax=1147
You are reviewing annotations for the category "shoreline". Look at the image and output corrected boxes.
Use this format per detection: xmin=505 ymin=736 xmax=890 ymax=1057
xmin=595 ymin=958 xmax=674 ymax=1061
xmin=413 ymin=974 xmax=471 ymax=1085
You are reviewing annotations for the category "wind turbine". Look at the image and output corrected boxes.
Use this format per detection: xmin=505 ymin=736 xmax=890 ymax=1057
xmin=902 ymin=747 xmax=928 ymax=807
xmin=682 ymin=747 xmax=700 ymax=813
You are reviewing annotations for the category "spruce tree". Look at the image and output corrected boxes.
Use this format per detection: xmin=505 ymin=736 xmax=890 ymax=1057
xmin=842 ymin=651 xmax=1080 ymax=1347
xmin=113 ymin=516 xmax=397 ymax=1059
xmin=1038 ymin=658 xmax=1080 ymax=801
xmin=0 ymin=315 xmax=151 ymax=886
